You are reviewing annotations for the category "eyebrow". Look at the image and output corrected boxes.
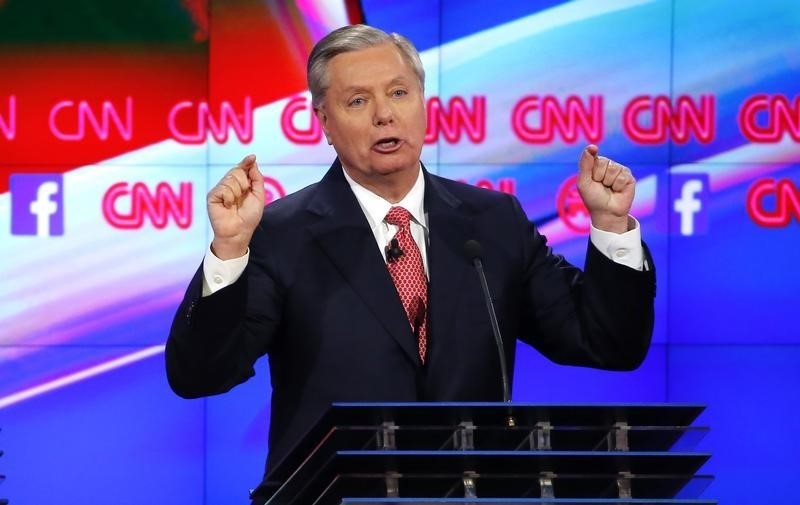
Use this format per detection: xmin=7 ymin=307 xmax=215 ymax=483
xmin=341 ymin=76 xmax=410 ymax=94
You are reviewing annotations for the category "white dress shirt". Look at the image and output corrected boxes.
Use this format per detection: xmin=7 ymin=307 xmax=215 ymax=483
xmin=343 ymin=164 xmax=429 ymax=277
xmin=202 ymin=167 xmax=645 ymax=296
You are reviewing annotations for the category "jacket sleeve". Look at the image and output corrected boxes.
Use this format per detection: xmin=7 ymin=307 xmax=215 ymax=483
xmin=512 ymin=195 xmax=656 ymax=371
xmin=164 ymin=235 xmax=283 ymax=398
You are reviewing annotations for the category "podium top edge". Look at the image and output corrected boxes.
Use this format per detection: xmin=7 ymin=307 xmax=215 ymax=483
xmin=339 ymin=500 xmax=718 ymax=504
xmin=335 ymin=449 xmax=713 ymax=457
xmin=330 ymin=403 xmax=706 ymax=408
xmin=320 ymin=403 xmax=706 ymax=428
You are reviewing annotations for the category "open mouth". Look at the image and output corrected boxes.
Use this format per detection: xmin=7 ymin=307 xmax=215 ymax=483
xmin=373 ymin=137 xmax=402 ymax=153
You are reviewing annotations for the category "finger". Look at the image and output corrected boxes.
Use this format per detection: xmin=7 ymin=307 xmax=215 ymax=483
xmin=220 ymin=154 xmax=257 ymax=198
xmin=602 ymin=159 xmax=623 ymax=187
xmin=238 ymin=153 xmax=256 ymax=168
xmin=611 ymin=169 xmax=635 ymax=193
xmin=225 ymin=169 xmax=250 ymax=195
xmin=229 ymin=154 xmax=254 ymax=181
xmin=208 ymin=184 xmax=236 ymax=209
xmin=247 ymin=158 xmax=266 ymax=200
xmin=593 ymin=156 xmax=610 ymax=183
xmin=578 ymin=145 xmax=598 ymax=184
xmin=218 ymin=180 xmax=243 ymax=201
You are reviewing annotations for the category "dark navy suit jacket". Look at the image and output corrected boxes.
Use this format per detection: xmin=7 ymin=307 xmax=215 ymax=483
xmin=166 ymin=159 xmax=655 ymax=494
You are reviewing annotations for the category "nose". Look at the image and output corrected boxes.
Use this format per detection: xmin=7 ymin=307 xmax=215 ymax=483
xmin=373 ymin=96 xmax=394 ymax=126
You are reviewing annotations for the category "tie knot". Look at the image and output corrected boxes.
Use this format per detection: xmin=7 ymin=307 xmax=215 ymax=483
xmin=385 ymin=206 xmax=411 ymax=228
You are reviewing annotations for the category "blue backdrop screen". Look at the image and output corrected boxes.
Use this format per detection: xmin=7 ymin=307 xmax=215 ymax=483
xmin=1 ymin=1 xmax=799 ymax=503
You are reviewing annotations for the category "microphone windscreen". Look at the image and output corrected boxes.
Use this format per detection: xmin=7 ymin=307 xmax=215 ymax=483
xmin=463 ymin=239 xmax=483 ymax=260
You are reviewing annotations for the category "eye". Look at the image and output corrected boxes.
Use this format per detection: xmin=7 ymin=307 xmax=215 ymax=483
xmin=392 ymin=89 xmax=408 ymax=98
xmin=348 ymin=97 xmax=366 ymax=107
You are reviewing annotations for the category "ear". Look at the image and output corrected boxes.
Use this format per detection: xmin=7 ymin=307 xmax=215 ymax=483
xmin=314 ymin=106 xmax=333 ymax=145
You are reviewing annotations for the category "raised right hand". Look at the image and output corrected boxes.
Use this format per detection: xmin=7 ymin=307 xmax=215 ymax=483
xmin=208 ymin=154 xmax=265 ymax=260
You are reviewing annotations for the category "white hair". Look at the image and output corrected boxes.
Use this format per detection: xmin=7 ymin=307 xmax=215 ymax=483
xmin=307 ymin=24 xmax=425 ymax=108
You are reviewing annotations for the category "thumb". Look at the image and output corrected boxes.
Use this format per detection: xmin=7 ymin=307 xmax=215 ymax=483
xmin=578 ymin=144 xmax=599 ymax=185
xmin=246 ymin=157 xmax=266 ymax=202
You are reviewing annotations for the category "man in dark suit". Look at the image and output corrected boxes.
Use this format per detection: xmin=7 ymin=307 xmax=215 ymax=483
xmin=166 ymin=24 xmax=654 ymax=502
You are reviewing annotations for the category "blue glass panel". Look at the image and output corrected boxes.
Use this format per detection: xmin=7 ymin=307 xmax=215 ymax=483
xmin=205 ymin=358 xmax=271 ymax=505
xmin=513 ymin=343 xmax=666 ymax=403
xmin=0 ymin=346 xmax=204 ymax=505
xmin=668 ymin=344 xmax=800 ymax=502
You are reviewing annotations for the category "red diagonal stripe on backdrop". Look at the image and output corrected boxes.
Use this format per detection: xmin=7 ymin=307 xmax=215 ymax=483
xmin=0 ymin=0 xmax=349 ymax=193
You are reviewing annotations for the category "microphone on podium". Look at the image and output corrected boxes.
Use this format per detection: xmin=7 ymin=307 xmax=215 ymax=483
xmin=464 ymin=239 xmax=516 ymax=427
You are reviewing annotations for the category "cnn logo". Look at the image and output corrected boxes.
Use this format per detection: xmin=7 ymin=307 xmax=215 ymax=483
xmin=103 ymin=181 xmax=192 ymax=229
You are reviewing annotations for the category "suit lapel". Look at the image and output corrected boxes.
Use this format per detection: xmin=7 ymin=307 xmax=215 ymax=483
xmin=423 ymin=170 xmax=474 ymax=349
xmin=307 ymin=161 xmax=421 ymax=365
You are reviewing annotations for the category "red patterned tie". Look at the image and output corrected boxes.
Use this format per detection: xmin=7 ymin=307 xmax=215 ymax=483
xmin=385 ymin=206 xmax=428 ymax=364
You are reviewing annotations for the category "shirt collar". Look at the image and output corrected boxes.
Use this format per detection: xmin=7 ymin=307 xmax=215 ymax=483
xmin=341 ymin=162 xmax=427 ymax=231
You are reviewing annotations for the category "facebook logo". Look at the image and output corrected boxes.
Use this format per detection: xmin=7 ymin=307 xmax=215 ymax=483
xmin=11 ymin=174 xmax=65 ymax=236
xmin=671 ymin=174 xmax=709 ymax=236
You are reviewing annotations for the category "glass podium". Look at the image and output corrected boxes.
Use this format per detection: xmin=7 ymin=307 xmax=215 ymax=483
xmin=252 ymin=404 xmax=714 ymax=505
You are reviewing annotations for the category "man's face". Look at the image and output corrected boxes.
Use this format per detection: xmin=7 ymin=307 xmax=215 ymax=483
xmin=315 ymin=43 xmax=426 ymax=190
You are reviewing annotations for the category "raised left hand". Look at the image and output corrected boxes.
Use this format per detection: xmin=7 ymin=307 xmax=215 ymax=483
xmin=577 ymin=144 xmax=635 ymax=234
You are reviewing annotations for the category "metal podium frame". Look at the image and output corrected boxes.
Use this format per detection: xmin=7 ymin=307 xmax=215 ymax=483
xmin=253 ymin=403 xmax=714 ymax=505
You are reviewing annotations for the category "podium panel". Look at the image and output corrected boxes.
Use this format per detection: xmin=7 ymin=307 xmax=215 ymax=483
xmin=252 ymin=404 xmax=713 ymax=505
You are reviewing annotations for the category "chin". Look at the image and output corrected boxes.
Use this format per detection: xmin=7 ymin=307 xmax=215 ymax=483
xmin=374 ymin=160 xmax=417 ymax=177
xmin=371 ymin=151 xmax=419 ymax=174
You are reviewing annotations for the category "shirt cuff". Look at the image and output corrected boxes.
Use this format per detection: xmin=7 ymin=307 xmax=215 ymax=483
xmin=589 ymin=217 xmax=645 ymax=271
xmin=201 ymin=245 xmax=250 ymax=297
